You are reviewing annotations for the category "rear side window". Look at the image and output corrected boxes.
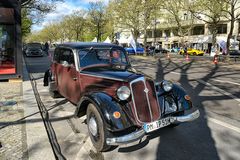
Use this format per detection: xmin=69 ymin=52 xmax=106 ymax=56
xmin=53 ymin=48 xmax=60 ymax=63
xmin=59 ymin=48 xmax=75 ymax=65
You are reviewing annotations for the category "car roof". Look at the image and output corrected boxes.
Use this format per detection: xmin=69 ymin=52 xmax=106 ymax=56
xmin=57 ymin=42 xmax=122 ymax=49
xmin=27 ymin=42 xmax=41 ymax=45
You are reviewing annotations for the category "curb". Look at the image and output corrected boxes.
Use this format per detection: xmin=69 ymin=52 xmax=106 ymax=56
xmin=22 ymin=58 xmax=55 ymax=160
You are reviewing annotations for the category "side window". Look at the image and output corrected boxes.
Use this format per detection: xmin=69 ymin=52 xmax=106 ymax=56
xmin=53 ymin=48 xmax=60 ymax=63
xmin=59 ymin=48 xmax=74 ymax=66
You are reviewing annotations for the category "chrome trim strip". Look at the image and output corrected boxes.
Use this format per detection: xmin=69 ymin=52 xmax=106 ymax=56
xmin=79 ymin=72 xmax=126 ymax=82
xmin=172 ymin=109 xmax=200 ymax=123
xmin=106 ymin=109 xmax=200 ymax=145
xmin=106 ymin=129 xmax=145 ymax=145
xmin=129 ymin=77 xmax=153 ymax=123
xmin=153 ymin=81 xmax=161 ymax=120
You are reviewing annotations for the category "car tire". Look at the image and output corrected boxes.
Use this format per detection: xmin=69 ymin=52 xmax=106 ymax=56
xmin=168 ymin=111 xmax=185 ymax=128
xmin=193 ymin=52 xmax=197 ymax=56
xmin=48 ymin=77 xmax=62 ymax=98
xmin=87 ymin=103 xmax=111 ymax=152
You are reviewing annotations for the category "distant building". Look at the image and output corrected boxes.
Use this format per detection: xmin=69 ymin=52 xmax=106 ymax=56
xmin=116 ymin=10 xmax=240 ymax=54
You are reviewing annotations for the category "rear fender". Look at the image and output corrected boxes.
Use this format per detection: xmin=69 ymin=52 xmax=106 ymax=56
xmin=75 ymin=92 xmax=134 ymax=132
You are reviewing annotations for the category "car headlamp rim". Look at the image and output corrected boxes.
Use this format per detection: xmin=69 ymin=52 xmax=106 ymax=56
xmin=162 ymin=80 xmax=173 ymax=92
xmin=117 ymin=86 xmax=131 ymax=101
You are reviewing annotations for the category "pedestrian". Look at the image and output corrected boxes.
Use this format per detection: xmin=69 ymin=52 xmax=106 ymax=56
xmin=145 ymin=45 xmax=150 ymax=56
xmin=44 ymin=42 xmax=49 ymax=55
xmin=184 ymin=46 xmax=187 ymax=56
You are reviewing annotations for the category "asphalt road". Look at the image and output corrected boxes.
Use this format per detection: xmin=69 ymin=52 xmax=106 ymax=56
xmin=24 ymin=53 xmax=240 ymax=160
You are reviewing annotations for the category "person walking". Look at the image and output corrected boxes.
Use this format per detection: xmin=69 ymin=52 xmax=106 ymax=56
xmin=44 ymin=42 xmax=49 ymax=56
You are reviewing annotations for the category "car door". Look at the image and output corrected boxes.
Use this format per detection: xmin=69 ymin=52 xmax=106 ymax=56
xmin=58 ymin=48 xmax=81 ymax=104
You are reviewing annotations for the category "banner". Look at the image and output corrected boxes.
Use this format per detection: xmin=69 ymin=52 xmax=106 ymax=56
xmin=128 ymin=35 xmax=137 ymax=53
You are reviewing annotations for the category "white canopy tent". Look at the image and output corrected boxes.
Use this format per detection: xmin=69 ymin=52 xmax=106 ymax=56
xmin=103 ymin=37 xmax=111 ymax=43
xmin=118 ymin=36 xmax=129 ymax=44
xmin=91 ymin=37 xmax=97 ymax=42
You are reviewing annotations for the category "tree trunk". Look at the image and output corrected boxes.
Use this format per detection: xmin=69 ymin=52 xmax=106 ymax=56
xmin=143 ymin=29 xmax=147 ymax=47
xmin=226 ymin=3 xmax=235 ymax=55
xmin=211 ymin=24 xmax=218 ymax=51
xmin=227 ymin=20 xmax=234 ymax=54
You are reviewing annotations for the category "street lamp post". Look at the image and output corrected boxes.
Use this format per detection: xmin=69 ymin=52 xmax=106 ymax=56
xmin=152 ymin=19 xmax=160 ymax=46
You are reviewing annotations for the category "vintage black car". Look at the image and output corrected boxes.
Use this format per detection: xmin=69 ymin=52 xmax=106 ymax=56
xmin=44 ymin=42 xmax=200 ymax=152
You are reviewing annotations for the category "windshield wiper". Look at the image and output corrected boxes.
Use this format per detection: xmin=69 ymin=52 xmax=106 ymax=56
xmin=80 ymin=47 xmax=93 ymax=60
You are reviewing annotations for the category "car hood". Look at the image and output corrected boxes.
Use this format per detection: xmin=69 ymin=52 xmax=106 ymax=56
xmin=80 ymin=68 xmax=142 ymax=82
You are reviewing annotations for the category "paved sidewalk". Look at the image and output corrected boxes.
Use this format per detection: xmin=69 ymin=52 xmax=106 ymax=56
xmin=0 ymin=60 xmax=55 ymax=160
xmin=0 ymin=82 xmax=28 ymax=160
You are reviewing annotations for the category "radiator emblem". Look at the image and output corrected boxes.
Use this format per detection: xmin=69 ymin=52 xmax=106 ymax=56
xmin=144 ymin=88 xmax=149 ymax=94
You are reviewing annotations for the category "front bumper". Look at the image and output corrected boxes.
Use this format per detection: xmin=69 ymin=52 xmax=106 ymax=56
xmin=106 ymin=109 xmax=200 ymax=145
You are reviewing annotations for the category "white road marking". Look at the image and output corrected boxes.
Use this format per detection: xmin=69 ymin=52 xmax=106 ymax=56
xmin=170 ymin=71 xmax=240 ymax=86
xmin=170 ymin=71 xmax=184 ymax=75
xmin=197 ymin=79 xmax=240 ymax=103
xmin=208 ymin=117 xmax=240 ymax=134
xmin=211 ymin=79 xmax=240 ymax=86
xmin=170 ymin=71 xmax=240 ymax=104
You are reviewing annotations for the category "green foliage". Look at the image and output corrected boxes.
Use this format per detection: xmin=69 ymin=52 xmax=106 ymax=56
xmin=21 ymin=9 xmax=32 ymax=38
xmin=21 ymin=0 xmax=63 ymax=40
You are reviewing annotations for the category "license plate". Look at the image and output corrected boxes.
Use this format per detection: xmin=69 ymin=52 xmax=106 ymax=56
xmin=143 ymin=117 xmax=171 ymax=133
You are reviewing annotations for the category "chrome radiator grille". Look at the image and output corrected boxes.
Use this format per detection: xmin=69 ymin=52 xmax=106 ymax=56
xmin=130 ymin=77 xmax=160 ymax=123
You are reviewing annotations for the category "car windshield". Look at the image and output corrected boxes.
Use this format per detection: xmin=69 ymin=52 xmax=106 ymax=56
xmin=78 ymin=48 xmax=128 ymax=69
xmin=27 ymin=43 xmax=42 ymax=49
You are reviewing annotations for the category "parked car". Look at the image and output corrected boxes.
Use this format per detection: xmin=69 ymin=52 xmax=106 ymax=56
xmin=170 ymin=47 xmax=181 ymax=53
xmin=44 ymin=42 xmax=200 ymax=152
xmin=155 ymin=47 xmax=169 ymax=54
xmin=179 ymin=48 xmax=204 ymax=56
xmin=24 ymin=43 xmax=44 ymax=57
xmin=125 ymin=46 xmax=144 ymax=55
xmin=229 ymin=50 xmax=240 ymax=56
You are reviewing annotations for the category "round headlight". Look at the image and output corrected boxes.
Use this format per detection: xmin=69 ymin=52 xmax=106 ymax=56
xmin=117 ymin=86 xmax=131 ymax=100
xmin=162 ymin=80 xmax=173 ymax=92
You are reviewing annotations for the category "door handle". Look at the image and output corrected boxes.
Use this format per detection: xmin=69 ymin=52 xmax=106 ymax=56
xmin=73 ymin=77 xmax=77 ymax=81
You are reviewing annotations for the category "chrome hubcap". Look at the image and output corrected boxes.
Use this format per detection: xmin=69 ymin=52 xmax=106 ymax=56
xmin=89 ymin=117 xmax=98 ymax=136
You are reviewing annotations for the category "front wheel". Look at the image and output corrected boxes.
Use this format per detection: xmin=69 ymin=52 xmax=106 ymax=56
xmin=87 ymin=103 xmax=111 ymax=152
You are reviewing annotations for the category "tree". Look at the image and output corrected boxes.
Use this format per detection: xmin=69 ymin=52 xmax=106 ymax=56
xmin=190 ymin=0 xmax=226 ymax=50
xmin=161 ymin=0 xmax=196 ymax=47
xmin=64 ymin=10 xmax=87 ymax=41
xmin=221 ymin=0 xmax=240 ymax=54
xmin=111 ymin=0 xmax=161 ymax=46
xmin=142 ymin=0 xmax=161 ymax=46
xmin=112 ymin=0 xmax=142 ymax=43
xmin=87 ymin=2 xmax=107 ymax=42
xmin=21 ymin=9 xmax=32 ymax=38
xmin=21 ymin=0 xmax=63 ymax=38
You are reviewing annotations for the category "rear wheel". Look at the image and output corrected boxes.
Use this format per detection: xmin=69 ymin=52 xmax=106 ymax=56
xmin=193 ymin=52 xmax=197 ymax=56
xmin=48 ymin=77 xmax=62 ymax=98
xmin=87 ymin=103 xmax=111 ymax=152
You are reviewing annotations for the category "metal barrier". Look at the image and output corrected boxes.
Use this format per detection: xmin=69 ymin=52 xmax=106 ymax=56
xmin=218 ymin=55 xmax=240 ymax=62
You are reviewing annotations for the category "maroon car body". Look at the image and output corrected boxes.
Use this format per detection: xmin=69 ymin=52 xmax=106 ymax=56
xmin=44 ymin=42 xmax=200 ymax=151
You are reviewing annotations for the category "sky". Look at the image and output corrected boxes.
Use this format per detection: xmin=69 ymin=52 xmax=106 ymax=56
xmin=32 ymin=0 xmax=109 ymax=31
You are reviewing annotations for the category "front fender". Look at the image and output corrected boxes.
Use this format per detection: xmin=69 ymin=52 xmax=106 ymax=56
xmin=76 ymin=92 xmax=134 ymax=132
xmin=171 ymin=84 xmax=193 ymax=110
xmin=157 ymin=84 xmax=193 ymax=111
